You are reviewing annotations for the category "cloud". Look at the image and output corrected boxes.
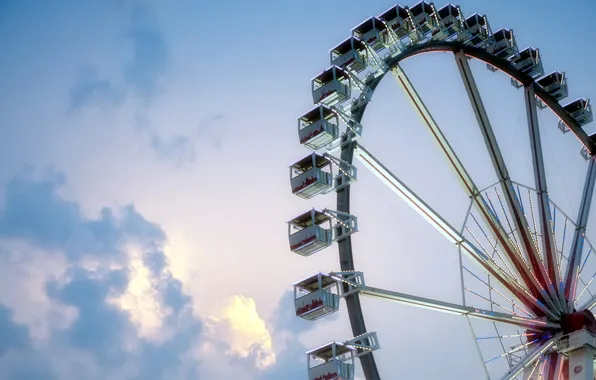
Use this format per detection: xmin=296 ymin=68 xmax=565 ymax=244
xmin=0 ymin=305 xmax=30 ymax=357
xmin=0 ymin=241 xmax=74 ymax=341
xmin=202 ymin=295 xmax=276 ymax=370
xmin=254 ymin=290 xmax=320 ymax=380
xmin=68 ymin=66 xmax=125 ymax=111
xmin=197 ymin=114 xmax=225 ymax=150
xmin=0 ymin=266 xmax=60 ymax=380
xmin=123 ymin=4 xmax=168 ymax=101
xmin=255 ymin=288 xmax=347 ymax=380
xmin=197 ymin=114 xmax=224 ymax=135
xmin=257 ymin=336 xmax=307 ymax=380
xmin=47 ymin=267 xmax=133 ymax=367
xmin=0 ymin=166 xmax=126 ymax=262
xmin=0 ymin=166 xmax=320 ymax=379
xmin=149 ymin=114 xmax=225 ymax=166
xmin=150 ymin=134 xmax=196 ymax=166
xmin=0 ymin=167 xmax=202 ymax=379
xmin=66 ymin=3 xmax=168 ymax=113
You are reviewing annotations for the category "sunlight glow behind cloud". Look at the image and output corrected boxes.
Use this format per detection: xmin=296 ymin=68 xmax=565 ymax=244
xmin=110 ymin=246 xmax=170 ymax=343
xmin=204 ymin=295 xmax=276 ymax=369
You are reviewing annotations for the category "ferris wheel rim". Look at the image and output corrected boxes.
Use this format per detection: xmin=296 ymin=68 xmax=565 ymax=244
xmin=335 ymin=39 xmax=594 ymax=380
xmin=340 ymin=40 xmax=592 ymax=152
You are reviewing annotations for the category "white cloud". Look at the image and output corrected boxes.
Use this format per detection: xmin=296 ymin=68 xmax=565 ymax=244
xmin=0 ymin=239 xmax=76 ymax=341
xmin=109 ymin=245 xmax=171 ymax=343
xmin=202 ymin=294 xmax=276 ymax=370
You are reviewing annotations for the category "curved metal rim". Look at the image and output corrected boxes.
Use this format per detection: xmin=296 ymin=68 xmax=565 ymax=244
xmin=336 ymin=40 xmax=593 ymax=380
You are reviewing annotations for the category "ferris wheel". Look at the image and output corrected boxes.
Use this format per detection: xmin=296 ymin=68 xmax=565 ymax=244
xmin=286 ymin=2 xmax=595 ymax=380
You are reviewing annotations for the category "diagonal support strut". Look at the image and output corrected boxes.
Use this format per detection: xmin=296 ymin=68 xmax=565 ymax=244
xmin=454 ymin=50 xmax=560 ymax=315
xmin=332 ymin=271 xmax=559 ymax=331
xmin=390 ymin=63 xmax=556 ymax=319
xmin=354 ymin=142 xmax=555 ymax=319
xmin=564 ymin=158 xmax=596 ymax=311
xmin=524 ymin=84 xmax=567 ymax=311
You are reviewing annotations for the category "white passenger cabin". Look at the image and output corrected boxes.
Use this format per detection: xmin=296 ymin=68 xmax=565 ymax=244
xmin=378 ymin=4 xmax=411 ymax=46
xmin=288 ymin=209 xmax=332 ymax=256
xmin=537 ymin=71 xmax=568 ymax=102
xmin=562 ymin=98 xmax=593 ymax=127
xmin=432 ymin=4 xmax=464 ymax=41
xmin=330 ymin=37 xmax=368 ymax=73
xmin=352 ymin=17 xmax=386 ymax=52
xmin=293 ymin=273 xmax=340 ymax=320
xmin=512 ymin=47 xmax=544 ymax=78
xmin=487 ymin=28 xmax=518 ymax=59
xmin=312 ymin=66 xmax=351 ymax=106
xmin=306 ymin=342 xmax=355 ymax=380
xmin=298 ymin=105 xmax=340 ymax=150
xmin=408 ymin=1 xmax=437 ymax=35
xmin=290 ymin=153 xmax=333 ymax=199
xmin=461 ymin=14 xmax=490 ymax=46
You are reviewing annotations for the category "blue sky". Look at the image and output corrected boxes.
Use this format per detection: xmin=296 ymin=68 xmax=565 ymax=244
xmin=0 ymin=0 xmax=595 ymax=379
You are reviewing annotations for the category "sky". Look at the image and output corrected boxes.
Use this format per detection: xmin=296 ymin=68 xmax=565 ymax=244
xmin=0 ymin=0 xmax=595 ymax=379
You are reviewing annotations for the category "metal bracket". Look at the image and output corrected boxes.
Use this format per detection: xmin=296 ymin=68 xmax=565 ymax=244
xmin=322 ymin=210 xmax=359 ymax=242
xmin=329 ymin=271 xmax=365 ymax=296
xmin=345 ymin=67 xmax=374 ymax=103
xmin=322 ymin=153 xmax=358 ymax=191
xmin=362 ymin=42 xmax=389 ymax=75
xmin=332 ymin=106 xmax=363 ymax=138
xmin=345 ymin=331 xmax=381 ymax=358
xmin=379 ymin=19 xmax=407 ymax=58
xmin=581 ymin=146 xmax=591 ymax=160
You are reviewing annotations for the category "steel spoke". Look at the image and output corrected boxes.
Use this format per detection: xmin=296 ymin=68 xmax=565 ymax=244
xmin=564 ymin=158 xmax=596 ymax=311
xmin=524 ymin=84 xmax=567 ymax=312
xmin=455 ymin=50 xmax=558 ymax=313
xmin=463 ymin=266 xmax=534 ymax=318
xmin=390 ymin=64 xmax=556 ymax=319
xmin=354 ymin=142 xmax=550 ymax=316
xmin=579 ymin=293 xmax=596 ymax=311
xmin=352 ymin=283 xmax=559 ymax=330
xmin=501 ymin=333 xmax=562 ymax=380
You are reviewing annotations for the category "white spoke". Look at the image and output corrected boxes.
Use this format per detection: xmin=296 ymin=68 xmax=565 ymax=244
xmin=476 ymin=333 xmax=537 ymax=341
xmin=564 ymin=158 xmax=596 ymax=311
xmin=500 ymin=333 xmax=562 ymax=380
xmin=354 ymin=143 xmax=553 ymax=317
xmin=462 ymin=269 xmax=534 ymax=319
xmin=579 ymin=293 xmax=596 ymax=311
xmin=455 ymin=50 xmax=559 ymax=313
xmin=338 ymin=280 xmax=560 ymax=330
xmin=524 ymin=85 xmax=566 ymax=311
xmin=389 ymin=64 xmax=558 ymax=320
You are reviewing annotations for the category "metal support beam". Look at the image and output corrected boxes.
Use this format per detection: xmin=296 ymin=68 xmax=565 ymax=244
xmin=542 ymin=352 xmax=561 ymax=380
xmin=345 ymin=332 xmax=381 ymax=358
xmin=354 ymin=143 xmax=555 ymax=319
xmin=337 ymin=279 xmax=560 ymax=330
xmin=390 ymin=63 xmax=556 ymax=319
xmin=579 ymin=293 xmax=596 ymax=312
xmin=454 ymin=50 xmax=559 ymax=315
xmin=524 ymin=84 xmax=567 ymax=312
xmin=336 ymin=137 xmax=382 ymax=380
xmin=565 ymin=158 xmax=596 ymax=311
xmin=501 ymin=334 xmax=561 ymax=380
